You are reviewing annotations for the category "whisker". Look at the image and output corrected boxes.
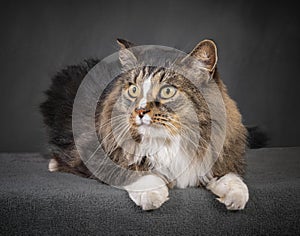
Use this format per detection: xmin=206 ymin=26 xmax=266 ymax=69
xmin=167 ymin=117 xmax=209 ymax=146
xmin=85 ymin=121 xmax=130 ymax=163
xmin=164 ymin=118 xmax=208 ymax=149
xmin=108 ymin=124 xmax=131 ymax=155
xmin=97 ymin=114 xmax=130 ymax=129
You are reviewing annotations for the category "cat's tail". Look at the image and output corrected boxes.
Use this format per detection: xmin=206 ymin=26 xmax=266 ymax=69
xmin=246 ymin=125 xmax=269 ymax=149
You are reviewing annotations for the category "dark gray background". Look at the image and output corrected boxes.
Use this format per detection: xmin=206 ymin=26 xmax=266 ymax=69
xmin=0 ymin=0 xmax=299 ymax=152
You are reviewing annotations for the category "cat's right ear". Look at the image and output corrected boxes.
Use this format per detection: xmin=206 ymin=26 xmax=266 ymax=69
xmin=117 ymin=38 xmax=137 ymax=70
xmin=117 ymin=38 xmax=135 ymax=49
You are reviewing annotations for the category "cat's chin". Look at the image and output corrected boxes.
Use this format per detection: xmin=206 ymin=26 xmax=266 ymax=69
xmin=137 ymin=124 xmax=170 ymax=139
xmin=136 ymin=121 xmax=151 ymax=126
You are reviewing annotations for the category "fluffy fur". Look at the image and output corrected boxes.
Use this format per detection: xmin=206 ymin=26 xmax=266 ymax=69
xmin=40 ymin=39 xmax=249 ymax=210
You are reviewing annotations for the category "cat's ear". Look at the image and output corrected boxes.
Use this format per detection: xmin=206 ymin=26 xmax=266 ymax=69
xmin=189 ymin=39 xmax=218 ymax=72
xmin=117 ymin=38 xmax=135 ymax=49
xmin=117 ymin=38 xmax=137 ymax=69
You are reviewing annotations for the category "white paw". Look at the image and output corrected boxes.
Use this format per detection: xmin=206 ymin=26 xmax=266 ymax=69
xmin=128 ymin=188 xmax=169 ymax=210
xmin=216 ymin=187 xmax=249 ymax=210
xmin=48 ymin=159 xmax=58 ymax=172
xmin=207 ymin=173 xmax=249 ymax=210
xmin=125 ymin=175 xmax=169 ymax=210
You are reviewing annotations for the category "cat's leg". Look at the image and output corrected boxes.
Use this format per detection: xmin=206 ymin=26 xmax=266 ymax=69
xmin=47 ymin=153 xmax=95 ymax=179
xmin=124 ymin=175 xmax=169 ymax=211
xmin=206 ymin=173 xmax=249 ymax=210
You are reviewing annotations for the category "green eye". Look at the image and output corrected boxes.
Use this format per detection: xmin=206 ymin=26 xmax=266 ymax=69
xmin=160 ymin=86 xmax=177 ymax=99
xmin=128 ymin=85 xmax=140 ymax=98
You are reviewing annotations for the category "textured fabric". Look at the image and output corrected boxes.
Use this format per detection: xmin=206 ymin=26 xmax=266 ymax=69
xmin=0 ymin=148 xmax=299 ymax=235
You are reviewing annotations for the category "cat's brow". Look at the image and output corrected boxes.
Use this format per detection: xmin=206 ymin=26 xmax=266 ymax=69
xmin=159 ymin=71 xmax=166 ymax=83
xmin=133 ymin=72 xmax=139 ymax=84
xmin=142 ymin=66 xmax=147 ymax=77
xmin=151 ymin=68 xmax=166 ymax=82
xmin=147 ymin=66 xmax=156 ymax=75
xmin=133 ymin=70 xmax=142 ymax=84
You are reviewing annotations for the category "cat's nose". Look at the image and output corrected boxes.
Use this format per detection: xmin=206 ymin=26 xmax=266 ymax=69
xmin=135 ymin=107 xmax=150 ymax=118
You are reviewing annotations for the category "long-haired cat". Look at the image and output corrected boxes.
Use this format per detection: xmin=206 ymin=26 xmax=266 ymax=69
xmin=40 ymin=39 xmax=249 ymax=211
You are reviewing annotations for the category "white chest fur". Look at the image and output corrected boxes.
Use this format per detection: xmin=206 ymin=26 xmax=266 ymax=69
xmin=135 ymin=128 xmax=202 ymax=188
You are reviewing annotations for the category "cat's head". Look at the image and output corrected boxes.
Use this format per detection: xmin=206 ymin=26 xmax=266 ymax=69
xmin=98 ymin=39 xmax=219 ymax=159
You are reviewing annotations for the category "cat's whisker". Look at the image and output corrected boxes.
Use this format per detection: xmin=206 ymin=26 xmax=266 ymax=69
xmin=73 ymin=115 xmax=129 ymax=137
xmin=101 ymin=121 xmax=128 ymax=142
xmin=107 ymin=124 xmax=131 ymax=155
xmin=166 ymin=123 xmax=210 ymax=164
xmin=165 ymin=121 xmax=204 ymax=149
xmin=166 ymin=117 xmax=200 ymax=138
xmin=168 ymin=117 xmax=209 ymax=146
xmin=182 ymin=126 xmax=208 ymax=146
xmin=97 ymin=114 xmax=130 ymax=129
xmin=84 ymin=121 xmax=130 ymax=164
xmin=96 ymin=119 xmax=130 ymax=142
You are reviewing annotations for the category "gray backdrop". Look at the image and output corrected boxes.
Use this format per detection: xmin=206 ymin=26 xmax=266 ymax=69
xmin=0 ymin=0 xmax=299 ymax=152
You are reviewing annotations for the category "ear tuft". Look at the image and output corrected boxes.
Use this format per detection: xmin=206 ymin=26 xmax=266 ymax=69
xmin=117 ymin=38 xmax=135 ymax=49
xmin=119 ymin=49 xmax=137 ymax=69
xmin=117 ymin=38 xmax=137 ymax=69
xmin=190 ymin=39 xmax=218 ymax=72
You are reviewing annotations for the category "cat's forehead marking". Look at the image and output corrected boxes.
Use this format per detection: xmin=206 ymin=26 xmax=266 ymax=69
xmin=143 ymin=74 xmax=152 ymax=97
xmin=139 ymin=74 xmax=153 ymax=108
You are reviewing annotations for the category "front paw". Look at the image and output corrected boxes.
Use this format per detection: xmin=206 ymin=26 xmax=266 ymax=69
xmin=129 ymin=188 xmax=169 ymax=211
xmin=207 ymin=173 xmax=249 ymax=210
xmin=216 ymin=187 xmax=248 ymax=210
xmin=125 ymin=175 xmax=169 ymax=210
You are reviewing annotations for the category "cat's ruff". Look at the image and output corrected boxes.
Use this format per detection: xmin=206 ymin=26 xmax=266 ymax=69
xmin=133 ymin=130 xmax=206 ymax=189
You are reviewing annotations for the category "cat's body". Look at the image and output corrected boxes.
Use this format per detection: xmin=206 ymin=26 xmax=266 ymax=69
xmin=40 ymin=39 xmax=249 ymax=210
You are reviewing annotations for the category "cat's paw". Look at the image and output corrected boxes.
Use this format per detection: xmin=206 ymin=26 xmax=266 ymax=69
xmin=216 ymin=187 xmax=248 ymax=210
xmin=128 ymin=188 xmax=169 ymax=210
xmin=207 ymin=173 xmax=249 ymax=210
xmin=125 ymin=175 xmax=169 ymax=211
xmin=48 ymin=158 xmax=59 ymax=172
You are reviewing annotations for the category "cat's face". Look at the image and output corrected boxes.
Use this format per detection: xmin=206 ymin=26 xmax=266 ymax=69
xmin=98 ymin=39 xmax=218 ymax=158
xmin=116 ymin=66 xmax=200 ymax=139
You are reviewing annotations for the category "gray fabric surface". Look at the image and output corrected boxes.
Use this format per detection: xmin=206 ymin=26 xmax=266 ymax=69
xmin=0 ymin=148 xmax=299 ymax=235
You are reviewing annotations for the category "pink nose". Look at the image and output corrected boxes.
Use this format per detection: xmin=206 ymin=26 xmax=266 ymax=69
xmin=135 ymin=107 xmax=150 ymax=118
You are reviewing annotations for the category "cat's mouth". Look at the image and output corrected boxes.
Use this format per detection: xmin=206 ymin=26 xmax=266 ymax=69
xmin=136 ymin=122 xmax=170 ymax=139
xmin=135 ymin=114 xmax=152 ymax=126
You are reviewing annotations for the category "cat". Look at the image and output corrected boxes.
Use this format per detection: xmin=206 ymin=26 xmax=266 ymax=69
xmin=40 ymin=38 xmax=249 ymax=211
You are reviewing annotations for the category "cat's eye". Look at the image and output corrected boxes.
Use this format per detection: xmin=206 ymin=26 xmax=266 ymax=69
xmin=128 ymin=84 xmax=140 ymax=98
xmin=159 ymin=86 xmax=177 ymax=99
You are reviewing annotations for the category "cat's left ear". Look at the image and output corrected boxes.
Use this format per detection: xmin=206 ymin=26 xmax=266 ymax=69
xmin=189 ymin=39 xmax=218 ymax=72
xmin=117 ymin=38 xmax=137 ymax=69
